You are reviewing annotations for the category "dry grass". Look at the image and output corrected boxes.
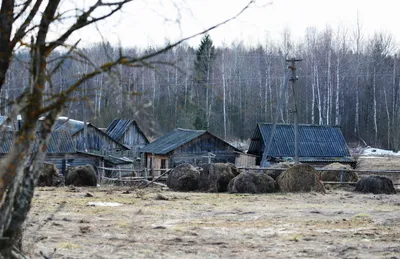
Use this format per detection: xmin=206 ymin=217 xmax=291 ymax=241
xmin=23 ymin=186 xmax=400 ymax=259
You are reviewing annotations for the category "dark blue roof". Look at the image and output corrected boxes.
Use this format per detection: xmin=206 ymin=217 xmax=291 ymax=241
xmin=248 ymin=123 xmax=351 ymax=158
xmin=141 ymin=128 xmax=206 ymax=155
xmin=0 ymin=130 xmax=75 ymax=154
xmin=141 ymin=128 xmax=240 ymax=155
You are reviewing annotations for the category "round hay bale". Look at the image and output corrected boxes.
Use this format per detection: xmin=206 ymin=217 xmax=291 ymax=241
xmin=228 ymin=172 xmax=277 ymax=194
xmin=199 ymin=163 xmax=239 ymax=192
xmin=262 ymin=162 xmax=292 ymax=180
xmin=355 ymin=176 xmax=396 ymax=194
xmin=320 ymin=163 xmax=358 ymax=182
xmin=38 ymin=163 xmax=64 ymax=187
xmin=166 ymin=164 xmax=200 ymax=191
xmin=277 ymin=164 xmax=325 ymax=193
xmin=66 ymin=165 xmax=97 ymax=187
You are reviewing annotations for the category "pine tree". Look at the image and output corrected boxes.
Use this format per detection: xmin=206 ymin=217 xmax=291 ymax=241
xmin=194 ymin=34 xmax=216 ymax=130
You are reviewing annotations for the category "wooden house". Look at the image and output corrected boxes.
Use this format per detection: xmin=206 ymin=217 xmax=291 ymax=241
xmin=140 ymin=128 xmax=250 ymax=176
xmin=106 ymin=119 xmax=149 ymax=152
xmin=54 ymin=117 xmax=129 ymax=153
xmin=248 ymin=123 xmax=355 ymax=167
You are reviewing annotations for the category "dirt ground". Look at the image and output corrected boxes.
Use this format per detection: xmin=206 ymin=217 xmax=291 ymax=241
xmin=23 ymin=186 xmax=400 ymax=259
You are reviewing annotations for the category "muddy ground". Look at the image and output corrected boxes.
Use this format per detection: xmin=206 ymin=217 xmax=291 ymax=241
xmin=23 ymin=186 xmax=400 ymax=259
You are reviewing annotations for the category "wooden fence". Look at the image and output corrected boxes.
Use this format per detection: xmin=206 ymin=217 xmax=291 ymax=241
xmin=97 ymin=165 xmax=400 ymax=186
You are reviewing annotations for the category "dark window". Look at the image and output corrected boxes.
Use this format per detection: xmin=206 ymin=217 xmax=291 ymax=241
xmin=161 ymin=159 xmax=167 ymax=169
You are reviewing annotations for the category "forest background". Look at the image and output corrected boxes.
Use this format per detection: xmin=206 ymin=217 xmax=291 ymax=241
xmin=3 ymin=26 xmax=399 ymax=151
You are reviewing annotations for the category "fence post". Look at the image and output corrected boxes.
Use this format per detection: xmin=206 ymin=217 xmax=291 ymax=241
xmin=151 ymin=153 xmax=155 ymax=180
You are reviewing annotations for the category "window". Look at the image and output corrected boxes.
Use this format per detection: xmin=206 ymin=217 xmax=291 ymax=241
xmin=161 ymin=159 xmax=167 ymax=169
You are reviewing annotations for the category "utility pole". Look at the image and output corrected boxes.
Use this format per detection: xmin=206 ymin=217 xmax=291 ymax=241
xmin=286 ymin=58 xmax=302 ymax=164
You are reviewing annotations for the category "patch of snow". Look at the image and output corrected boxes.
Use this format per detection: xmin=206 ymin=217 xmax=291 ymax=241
xmin=361 ymin=147 xmax=400 ymax=157
xmin=87 ymin=202 xmax=122 ymax=207
xmin=230 ymin=140 xmax=249 ymax=151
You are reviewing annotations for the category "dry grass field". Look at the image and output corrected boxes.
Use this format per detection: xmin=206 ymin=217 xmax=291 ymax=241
xmin=23 ymin=186 xmax=400 ymax=259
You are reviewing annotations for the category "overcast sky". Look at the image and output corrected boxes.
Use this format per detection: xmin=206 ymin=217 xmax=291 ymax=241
xmin=68 ymin=0 xmax=399 ymax=48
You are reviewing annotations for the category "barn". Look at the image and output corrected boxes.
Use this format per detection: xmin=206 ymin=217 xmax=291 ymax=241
xmin=106 ymin=119 xmax=149 ymax=152
xmin=248 ymin=123 xmax=355 ymax=167
xmin=140 ymin=128 xmax=248 ymax=176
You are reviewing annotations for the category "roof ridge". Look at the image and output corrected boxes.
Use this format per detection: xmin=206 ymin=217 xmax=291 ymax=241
xmin=259 ymin=123 xmax=341 ymax=127
xmin=176 ymin=128 xmax=206 ymax=132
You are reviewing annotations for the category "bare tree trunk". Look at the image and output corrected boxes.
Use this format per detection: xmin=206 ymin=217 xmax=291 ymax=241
xmin=316 ymin=65 xmax=323 ymax=124
xmin=373 ymin=68 xmax=378 ymax=144
xmin=311 ymin=62 xmax=316 ymax=124
xmin=384 ymin=86 xmax=390 ymax=148
xmin=222 ymin=52 xmax=227 ymax=139
xmin=335 ymin=53 xmax=340 ymax=125
xmin=326 ymin=49 xmax=332 ymax=124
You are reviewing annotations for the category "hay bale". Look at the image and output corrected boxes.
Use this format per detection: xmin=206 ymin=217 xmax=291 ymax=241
xmin=199 ymin=163 xmax=239 ymax=192
xmin=355 ymin=176 xmax=397 ymax=194
xmin=66 ymin=165 xmax=97 ymax=187
xmin=277 ymin=164 xmax=325 ymax=193
xmin=166 ymin=164 xmax=200 ymax=191
xmin=228 ymin=172 xmax=277 ymax=193
xmin=37 ymin=163 xmax=64 ymax=187
xmin=320 ymin=163 xmax=358 ymax=182
xmin=262 ymin=162 xmax=292 ymax=180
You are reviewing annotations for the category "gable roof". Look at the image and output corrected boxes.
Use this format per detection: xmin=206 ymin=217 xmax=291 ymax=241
xmin=106 ymin=119 xmax=149 ymax=143
xmin=54 ymin=117 xmax=130 ymax=150
xmin=0 ymin=130 xmax=75 ymax=154
xmin=249 ymin=123 xmax=351 ymax=158
xmin=140 ymin=128 xmax=239 ymax=155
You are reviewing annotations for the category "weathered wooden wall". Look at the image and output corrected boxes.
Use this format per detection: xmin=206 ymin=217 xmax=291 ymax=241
xmin=235 ymin=153 xmax=256 ymax=167
xmin=174 ymin=133 xmax=237 ymax=154
xmin=122 ymin=124 xmax=148 ymax=150
xmin=73 ymin=126 xmax=126 ymax=151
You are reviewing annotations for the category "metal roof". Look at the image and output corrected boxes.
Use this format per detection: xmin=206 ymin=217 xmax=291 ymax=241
xmin=0 ymin=130 xmax=75 ymax=154
xmin=46 ymin=130 xmax=76 ymax=153
xmin=140 ymin=128 xmax=207 ymax=155
xmin=249 ymin=123 xmax=351 ymax=158
xmin=0 ymin=116 xmax=7 ymax=125
xmin=106 ymin=119 xmax=149 ymax=143
xmin=54 ymin=118 xmax=85 ymax=135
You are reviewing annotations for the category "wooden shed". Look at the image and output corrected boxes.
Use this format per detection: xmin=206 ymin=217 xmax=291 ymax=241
xmin=140 ymin=128 xmax=245 ymax=176
xmin=248 ymin=123 xmax=355 ymax=167
xmin=106 ymin=119 xmax=149 ymax=152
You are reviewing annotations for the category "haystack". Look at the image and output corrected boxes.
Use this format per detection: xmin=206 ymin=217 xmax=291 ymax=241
xmin=355 ymin=176 xmax=396 ymax=194
xmin=166 ymin=164 xmax=200 ymax=191
xmin=320 ymin=163 xmax=358 ymax=182
xmin=262 ymin=162 xmax=292 ymax=180
xmin=199 ymin=163 xmax=239 ymax=192
xmin=66 ymin=165 xmax=97 ymax=186
xmin=277 ymin=164 xmax=325 ymax=193
xmin=228 ymin=172 xmax=277 ymax=194
xmin=37 ymin=163 xmax=64 ymax=187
